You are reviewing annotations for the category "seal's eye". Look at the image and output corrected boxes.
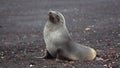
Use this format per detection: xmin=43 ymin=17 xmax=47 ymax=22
xmin=56 ymin=15 xmax=59 ymax=18
xmin=56 ymin=15 xmax=60 ymax=22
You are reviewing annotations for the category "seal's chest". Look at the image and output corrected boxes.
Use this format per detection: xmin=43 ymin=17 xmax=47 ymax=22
xmin=49 ymin=30 xmax=62 ymax=42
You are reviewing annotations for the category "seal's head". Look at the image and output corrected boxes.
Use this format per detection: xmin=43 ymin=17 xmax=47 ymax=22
xmin=48 ymin=11 xmax=65 ymax=24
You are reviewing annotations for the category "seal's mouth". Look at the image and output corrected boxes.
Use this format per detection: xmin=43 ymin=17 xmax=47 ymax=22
xmin=48 ymin=12 xmax=55 ymax=23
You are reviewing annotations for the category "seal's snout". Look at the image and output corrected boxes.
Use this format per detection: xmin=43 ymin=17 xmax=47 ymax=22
xmin=49 ymin=12 xmax=52 ymax=15
xmin=48 ymin=11 xmax=55 ymax=23
xmin=49 ymin=11 xmax=56 ymax=14
xmin=48 ymin=11 xmax=55 ymax=17
xmin=48 ymin=11 xmax=53 ymax=18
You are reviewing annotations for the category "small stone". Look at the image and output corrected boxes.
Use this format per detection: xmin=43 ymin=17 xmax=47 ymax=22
xmin=23 ymin=35 xmax=27 ymax=39
xmin=93 ymin=30 xmax=96 ymax=32
xmin=116 ymin=53 xmax=120 ymax=58
xmin=118 ymin=34 xmax=120 ymax=36
xmin=73 ymin=19 xmax=76 ymax=22
xmin=1 ymin=56 xmax=4 ymax=59
xmin=85 ymin=27 xmax=91 ymax=31
xmin=43 ymin=66 xmax=47 ymax=67
xmin=41 ymin=49 xmax=44 ymax=52
xmin=117 ymin=43 xmax=120 ymax=45
xmin=93 ymin=19 xmax=97 ymax=22
xmin=103 ymin=64 xmax=108 ymax=68
xmin=12 ymin=51 xmax=15 ymax=54
xmin=90 ymin=25 xmax=95 ymax=27
xmin=72 ymin=66 xmax=75 ymax=68
xmin=108 ymin=63 xmax=113 ymax=68
xmin=29 ymin=64 xmax=34 ymax=67
xmin=29 ymin=63 xmax=35 ymax=67
xmin=55 ymin=58 xmax=60 ymax=61
xmin=112 ymin=62 xmax=115 ymax=64
xmin=63 ymin=63 xmax=75 ymax=68
xmin=69 ymin=61 xmax=75 ymax=64
xmin=96 ymin=57 xmax=104 ymax=61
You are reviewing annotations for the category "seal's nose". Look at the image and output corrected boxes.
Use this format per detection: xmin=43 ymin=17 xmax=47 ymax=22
xmin=49 ymin=12 xmax=52 ymax=15
xmin=49 ymin=10 xmax=56 ymax=14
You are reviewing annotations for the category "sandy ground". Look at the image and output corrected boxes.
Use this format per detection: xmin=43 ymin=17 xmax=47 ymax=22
xmin=0 ymin=0 xmax=120 ymax=68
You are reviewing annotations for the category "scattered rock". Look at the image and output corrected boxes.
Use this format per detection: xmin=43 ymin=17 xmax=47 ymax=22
xmin=43 ymin=66 xmax=47 ymax=68
xmin=63 ymin=63 xmax=75 ymax=68
xmin=85 ymin=27 xmax=91 ymax=31
xmin=96 ymin=57 xmax=104 ymax=61
xmin=103 ymin=64 xmax=107 ymax=68
xmin=29 ymin=62 xmax=35 ymax=67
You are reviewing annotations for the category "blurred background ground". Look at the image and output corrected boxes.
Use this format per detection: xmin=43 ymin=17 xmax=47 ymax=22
xmin=0 ymin=0 xmax=120 ymax=68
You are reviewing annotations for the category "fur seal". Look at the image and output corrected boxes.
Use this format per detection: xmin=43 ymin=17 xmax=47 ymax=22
xmin=43 ymin=10 xmax=96 ymax=61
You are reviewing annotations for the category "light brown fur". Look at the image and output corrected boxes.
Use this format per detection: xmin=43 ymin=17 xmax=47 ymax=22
xmin=43 ymin=11 xmax=96 ymax=61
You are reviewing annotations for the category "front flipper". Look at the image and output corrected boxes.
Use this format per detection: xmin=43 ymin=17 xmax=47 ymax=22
xmin=42 ymin=49 xmax=55 ymax=59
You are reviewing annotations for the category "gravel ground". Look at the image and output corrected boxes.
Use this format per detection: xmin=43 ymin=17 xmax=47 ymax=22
xmin=0 ymin=0 xmax=120 ymax=68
